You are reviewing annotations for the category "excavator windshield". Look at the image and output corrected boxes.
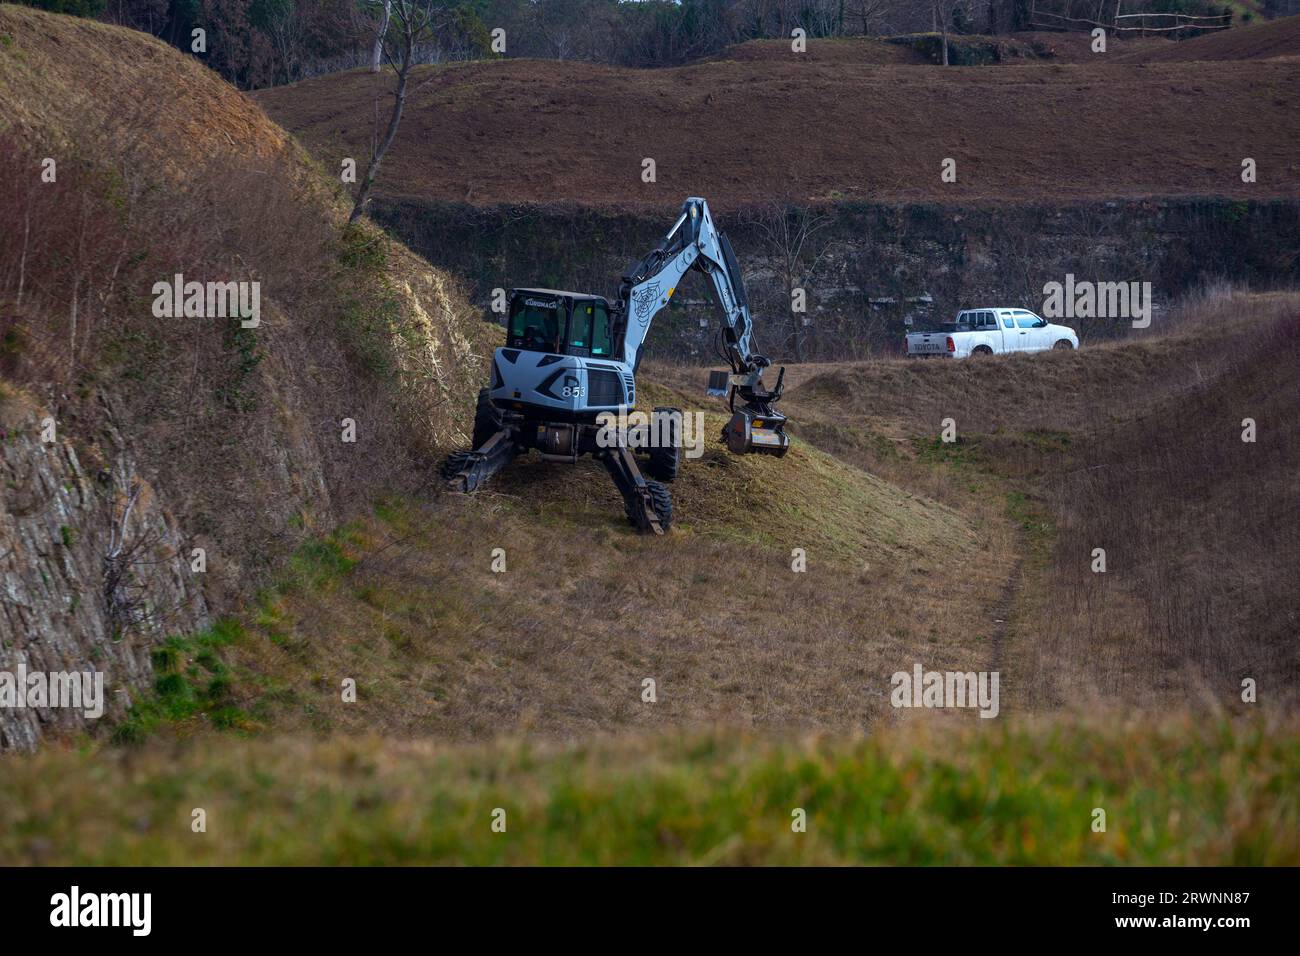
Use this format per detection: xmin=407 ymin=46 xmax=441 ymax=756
xmin=508 ymin=296 xmax=563 ymax=353
xmin=508 ymin=294 xmax=614 ymax=358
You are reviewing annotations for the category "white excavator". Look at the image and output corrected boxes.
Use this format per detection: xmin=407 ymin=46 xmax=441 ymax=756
xmin=441 ymin=197 xmax=789 ymax=533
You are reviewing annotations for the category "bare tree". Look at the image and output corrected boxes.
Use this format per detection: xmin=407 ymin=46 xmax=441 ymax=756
xmin=932 ymin=0 xmax=966 ymax=65
xmin=369 ymin=0 xmax=393 ymax=73
xmin=350 ymin=0 xmax=444 ymax=225
xmin=846 ymin=0 xmax=894 ymax=35
xmin=265 ymin=1 xmax=307 ymax=85
xmin=746 ymin=204 xmax=834 ymax=362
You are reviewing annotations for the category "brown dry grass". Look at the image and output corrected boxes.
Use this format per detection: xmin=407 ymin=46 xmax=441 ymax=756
xmin=1019 ymin=295 xmax=1300 ymax=707
xmin=706 ymin=35 xmax=928 ymax=65
xmin=1122 ymin=12 xmax=1300 ymax=63
xmin=5 ymin=7 xmax=1293 ymax=753
xmin=1 ymin=9 xmax=1013 ymax=749
xmin=733 ymin=289 xmax=1300 ymax=710
xmin=0 ymin=5 xmax=288 ymax=173
xmin=254 ymin=50 xmax=1300 ymax=209
xmin=712 ymin=32 xmax=1176 ymax=67
xmin=220 ymin=401 xmax=1013 ymax=740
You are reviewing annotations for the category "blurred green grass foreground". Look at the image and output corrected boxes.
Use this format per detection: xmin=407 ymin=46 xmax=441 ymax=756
xmin=2 ymin=714 xmax=1296 ymax=865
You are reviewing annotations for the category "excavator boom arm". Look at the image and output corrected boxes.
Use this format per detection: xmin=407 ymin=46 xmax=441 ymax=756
xmin=617 ymin=197 xmax=789 ymax=459
xmin=618 ymin=198 xmax=756 ymax=372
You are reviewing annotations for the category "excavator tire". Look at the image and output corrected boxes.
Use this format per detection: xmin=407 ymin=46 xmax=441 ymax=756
xmin=645 ymin=406 xmax=681 ymax=482
xmin=646 ymin=480 xmax=673 ymax=530
xmin=472 ymin=388 xmax=501 ymax=450
xmin=625 ymin=479 xmax=673 ymax=531
xmin=440 ymin=451 xmax=477 ymax=482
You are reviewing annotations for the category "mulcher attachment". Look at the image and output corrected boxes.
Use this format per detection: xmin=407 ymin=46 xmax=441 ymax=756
xmin=440 ymin=428 xmax=518 ymax=492
xmin=709 ymin=365 xmax=790 ymax=458
xmin=724 ymin=403 xmax=789 ymax=458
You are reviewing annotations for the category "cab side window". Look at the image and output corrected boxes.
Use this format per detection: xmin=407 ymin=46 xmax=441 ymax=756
xmin=590 ymin=303 xmax=612 ymax=356
xmin=1015 ymin=312 xmax=1037 ymax=329
xmin=1001 ymin=313 xmax=1015 ymax=329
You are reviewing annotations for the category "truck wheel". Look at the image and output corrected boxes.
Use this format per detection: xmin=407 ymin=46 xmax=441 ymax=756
xmin=972 ymin=346 xmax=993 ymax=356
xmin=645 ymin=407 xmax=681 ymax=482
xmin=1053 ymin=340 xmax=1074 ymax=350
xmin=472 ymin=388 xmax=501 ymax=449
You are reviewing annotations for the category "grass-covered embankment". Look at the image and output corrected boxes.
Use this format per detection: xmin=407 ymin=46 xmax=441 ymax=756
xmin=2 ymin=715 xmax=1295 ymax=865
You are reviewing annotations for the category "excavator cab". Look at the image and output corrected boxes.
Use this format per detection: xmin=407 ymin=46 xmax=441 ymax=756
xmin=506 ymin=291 xmax=615 ymax=360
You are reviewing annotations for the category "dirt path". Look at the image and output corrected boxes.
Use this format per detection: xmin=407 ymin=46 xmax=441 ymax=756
xmin=988 ymin=555 xmax=1023 ymax=676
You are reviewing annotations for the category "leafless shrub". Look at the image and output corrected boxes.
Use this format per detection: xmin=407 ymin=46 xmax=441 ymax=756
xmin=102 ymin=474 xmax=166 ymax=636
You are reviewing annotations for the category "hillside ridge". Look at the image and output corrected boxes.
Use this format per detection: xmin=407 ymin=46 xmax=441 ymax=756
xmin=256 ymin=43 xmax=1300 ymax=209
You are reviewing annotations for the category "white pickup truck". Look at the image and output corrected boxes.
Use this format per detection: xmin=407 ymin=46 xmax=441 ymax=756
xmin=905 ymin=308 xmax=1078 ymax=358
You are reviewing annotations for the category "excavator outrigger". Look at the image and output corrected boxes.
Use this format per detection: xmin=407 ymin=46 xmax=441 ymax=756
xmin=441 ymin=197 xmax=789 ymax=533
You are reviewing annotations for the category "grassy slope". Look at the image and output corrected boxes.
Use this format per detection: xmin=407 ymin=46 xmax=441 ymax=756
xmin=0 ymin=6 xmax=493 ymax=593
xmin=117 ymin=398 xmax=998 ymax=743
xmin=780 ymin=292 xmax=1300 ymax=708
xmin=3 ymin=715 xmax=1295 ymax=864
xmin=254 ymin=50 xmax=1300 ymax=208
xmin=0 ymin=4 xmax=289 ymax=167
xmin=652 ymin=290 xmax=1300 ymax=712
xmin=0 ymin=10 xmax=1008 ymax=749
xmin=67 ymin=296 xmax=1296 ymax=867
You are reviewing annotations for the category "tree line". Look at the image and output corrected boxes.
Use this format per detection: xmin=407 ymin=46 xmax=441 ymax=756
xmin=15 ymin=0 xmax=1244 ymax=90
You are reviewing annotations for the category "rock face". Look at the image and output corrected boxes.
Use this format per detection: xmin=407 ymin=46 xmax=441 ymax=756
xmin=378 ymin=198 xmax=1300 ymax=361
xmin=0 ymin=394 xmax=208 ymax=751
